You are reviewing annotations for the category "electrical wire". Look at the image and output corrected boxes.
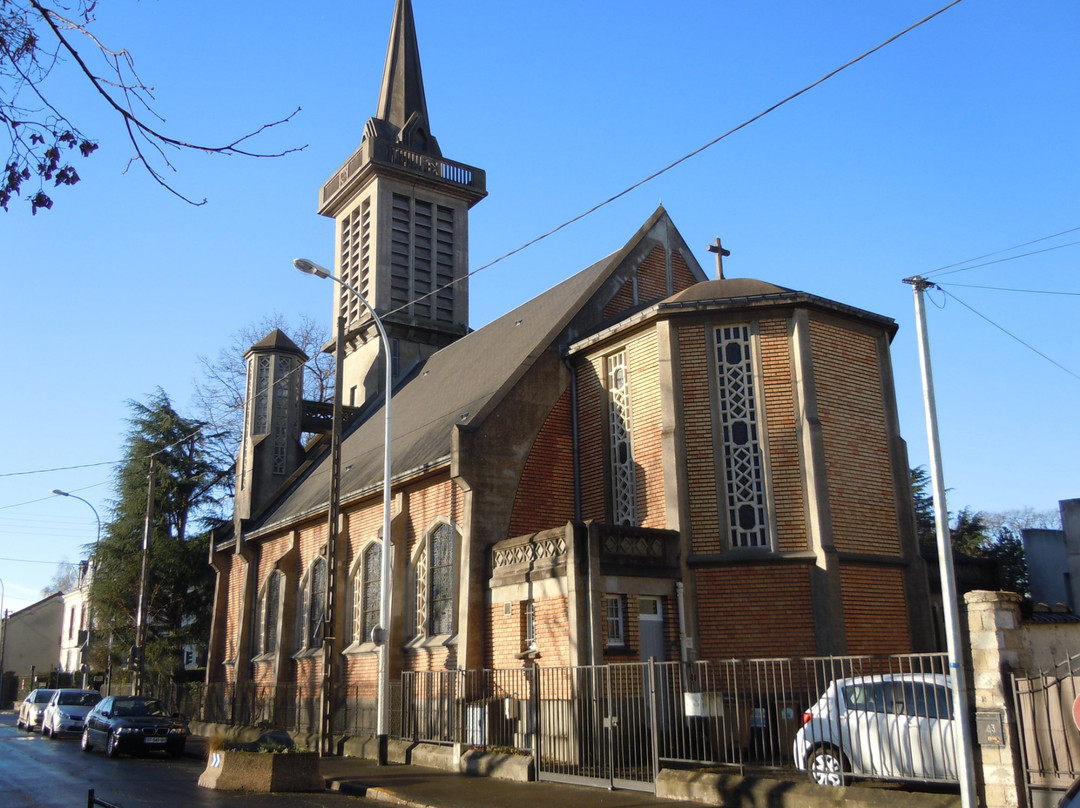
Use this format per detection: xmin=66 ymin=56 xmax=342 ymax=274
xmin=939 ymin=283 xmax=1080 ymax=297
xmin=923 ymin=225 xmax=1080 ymax=278
xmin=936 ymin=287 xmax=1080 ymax=382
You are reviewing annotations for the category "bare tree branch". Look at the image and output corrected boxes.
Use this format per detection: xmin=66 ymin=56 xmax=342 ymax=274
xmin=1 ymin=0 xmax=305 ymax=212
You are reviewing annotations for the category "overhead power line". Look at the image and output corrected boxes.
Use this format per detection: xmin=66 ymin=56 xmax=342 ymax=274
xmin=936 ymin=287 xmax=1080 ymax=382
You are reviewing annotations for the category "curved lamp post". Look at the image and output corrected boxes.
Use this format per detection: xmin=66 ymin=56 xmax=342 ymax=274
xmin=294 ymin=258 xmax=393 ymax=764
xmin=51 ymin=489 xmax=102 ymax=689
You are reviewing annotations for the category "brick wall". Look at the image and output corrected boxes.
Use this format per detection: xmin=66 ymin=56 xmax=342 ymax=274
xmin=578 ymin=354 xmax=606 ymax=522
xmin=809 ymin=320 xmax=900 ymax=556
xmin=487 ymin=595 xmax=570 ymax=669
xmin=758 ymin=318 xmax=806 ymax=552
xmin=695 ymin=565 xmax=818 ymax=660
xmin=840 ymin=565 xmax=911 ymax=654
xmin=625 ymin=330 xmax=665 ymax=529
xmin=508 ymin=389 xmax=575 ymax=537
xmin=679 ymin=325 xmax=721 ymax=554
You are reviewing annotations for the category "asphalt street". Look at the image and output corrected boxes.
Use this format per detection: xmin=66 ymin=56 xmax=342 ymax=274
xmin=0 ymin=711 xmax=372 ymax=808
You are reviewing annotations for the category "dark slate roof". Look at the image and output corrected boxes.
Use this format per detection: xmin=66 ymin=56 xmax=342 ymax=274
xmin=246 ymin=329 xmax=307 ymax=359
xmin=248 ymin=237 xmax=626 ymax=534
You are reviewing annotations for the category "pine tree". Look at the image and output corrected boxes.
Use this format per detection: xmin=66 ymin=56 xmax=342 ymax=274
xmin=90 ymin=389 xmax=222 ymax=682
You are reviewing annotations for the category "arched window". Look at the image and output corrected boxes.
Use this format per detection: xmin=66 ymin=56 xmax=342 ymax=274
xmin=254 ymin=571 xmax=282 ymax=658
xmin=412 ymin=521 xmax=458 ymax=641
xmin=297 ymin=555 xmax=327 ymax=654
xmin=348 ymin=542 xmax=382 ymax=649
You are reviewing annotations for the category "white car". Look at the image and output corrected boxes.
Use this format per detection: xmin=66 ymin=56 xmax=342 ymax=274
xmin=793 ymin=672 xmax=957 ymax=785
xmin=42 ymin=689 xmax=101 ymax=738
xmin=16 ymin=689 xmax=55 ymax=732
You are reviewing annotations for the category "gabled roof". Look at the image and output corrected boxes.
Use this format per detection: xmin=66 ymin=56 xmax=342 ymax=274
xmin=248 ymin=208 xmax=681 ymax=534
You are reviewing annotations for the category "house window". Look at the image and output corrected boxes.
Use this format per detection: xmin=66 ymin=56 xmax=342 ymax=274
xmin=715 ymin=325 xmax=770 ymax=548
xmin=605 ymin=595 xmax=626 ymax=648
xmin=254 ymin=571 xmax=282 ymax=657
xmin=606 ymin=350 xmax=637 ymax=526
xmin=413 ymin=521 xmax=458 ymax=640
xmin=351 ymin=542 xmax=382 ymax=647
xmin=298 ymin=556 xmax=327 ymax=653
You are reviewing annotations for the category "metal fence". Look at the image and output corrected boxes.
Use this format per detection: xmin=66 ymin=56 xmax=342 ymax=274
xmin=394 ymin=653 xmax=957 ymax=789
xmin=56 ymin=652 xmax=956 ymax=789
xmin=1013 ymin=650 xmax=1080 ymax=808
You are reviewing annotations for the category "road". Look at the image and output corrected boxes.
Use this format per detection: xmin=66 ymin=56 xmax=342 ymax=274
xmin=0 ymin=711 xmax=372 ymax=808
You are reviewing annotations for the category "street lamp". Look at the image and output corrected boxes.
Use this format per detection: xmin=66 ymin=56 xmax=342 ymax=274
xmin=52 ymin=489 xmax=102 ymax=689
xmin=294 ymin=257 xmax=393 ymax=764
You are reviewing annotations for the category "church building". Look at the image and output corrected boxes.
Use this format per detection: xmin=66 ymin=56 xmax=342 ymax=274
xmin=206 ymin=0 xmax=932 ymax=733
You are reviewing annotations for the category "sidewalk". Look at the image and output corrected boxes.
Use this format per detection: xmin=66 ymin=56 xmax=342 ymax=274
xmin=187 ymin=735 xmax=683 ymax=808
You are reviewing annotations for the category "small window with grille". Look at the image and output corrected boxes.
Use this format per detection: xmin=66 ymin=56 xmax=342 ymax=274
xmin=605 ymin=595 xmax=626 ymax=648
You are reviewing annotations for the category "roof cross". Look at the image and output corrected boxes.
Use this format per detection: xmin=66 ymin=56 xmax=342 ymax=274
xmin=707 ymin=237 xmax=730 ymax=280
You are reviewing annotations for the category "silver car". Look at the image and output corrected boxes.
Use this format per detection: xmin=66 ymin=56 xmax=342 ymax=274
xmin=42 ymin=689 xmax=101 ymax=738
xmin=793 ymin=672 xmax=957 ymax=785
xmin=16 ymin=688 xmax=55 ymax=732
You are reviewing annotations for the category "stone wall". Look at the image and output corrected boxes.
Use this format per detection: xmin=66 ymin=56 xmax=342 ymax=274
xmin=965 ymin=590 xmax=1080 ymax=808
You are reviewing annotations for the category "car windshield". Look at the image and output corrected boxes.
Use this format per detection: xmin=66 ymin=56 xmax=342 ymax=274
xmin=33 ymin=691 xmax=55 ymax=703
xmin=58 ymin=692 xmax=101 ymax=707
xmin=111 ymin=699 xmax=169 ymax=717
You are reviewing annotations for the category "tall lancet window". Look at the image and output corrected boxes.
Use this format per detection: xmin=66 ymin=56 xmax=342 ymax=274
xmin=606 ymin=350 xmax=637 ymax=526
xmin=271 ymin=356 xmax=293 ymax=475
xmin=715 ymin=325 xmax=770 ymax=549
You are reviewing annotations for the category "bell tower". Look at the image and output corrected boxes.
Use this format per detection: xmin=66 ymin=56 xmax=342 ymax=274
xmin=316 ymin=0 xmax=487 ymax=408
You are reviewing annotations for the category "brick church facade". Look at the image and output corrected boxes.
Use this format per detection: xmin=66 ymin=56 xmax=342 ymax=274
xmin=206 ymin=0 xmax=933 ymax=726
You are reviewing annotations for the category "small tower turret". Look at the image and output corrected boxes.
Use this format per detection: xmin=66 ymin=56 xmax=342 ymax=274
xmin=235 ymin=330 xmax=307 ymax=521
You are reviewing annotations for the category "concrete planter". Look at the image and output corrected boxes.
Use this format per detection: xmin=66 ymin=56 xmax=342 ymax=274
xmin=198 ymin=750 xmax=323 ymax=792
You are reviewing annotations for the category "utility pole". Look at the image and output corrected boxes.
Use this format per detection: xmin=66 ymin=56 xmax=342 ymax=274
xmin=319 ymin=315 xmax=346 ymax=757
xmin=132 ymin=456 xmax=156 ymax=697
xmin=904 ymin=275 xmax=977 ymax=808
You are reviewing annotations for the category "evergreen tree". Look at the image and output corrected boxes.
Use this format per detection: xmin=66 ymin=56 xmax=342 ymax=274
xmin=910 ymin=466 xmax=937 ymax=551
xmin=90 ymin=389 xmax=221 ymax=682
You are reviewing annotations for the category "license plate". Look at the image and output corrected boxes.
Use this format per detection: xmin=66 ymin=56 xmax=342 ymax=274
xmin=145 ymin=736 xmax=167 ymax=744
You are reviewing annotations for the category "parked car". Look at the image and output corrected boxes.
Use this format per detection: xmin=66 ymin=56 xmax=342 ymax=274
xmin=42 ymin=689 xmax=101 ymax=738
xmin=81 ymin=695 xmax=187 ymax=758
xmin=16 ymin=689 xmax=55 ymax=732
xmin=793 ymin=672 xmax=957 ymax=786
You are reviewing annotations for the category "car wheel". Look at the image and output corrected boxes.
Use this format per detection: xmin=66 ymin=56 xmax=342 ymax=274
xmin=16 ymin=717 xmax=24 ymax=730
xmin=807 ymin=745 xmax=848 ymax=787
xmin=106 ymin=731 xmax=120 ymax=758
xmin=81 ymin=728 xmax=94 ymax=753
xmin=42 ymin=723 xmax=51 ymax=738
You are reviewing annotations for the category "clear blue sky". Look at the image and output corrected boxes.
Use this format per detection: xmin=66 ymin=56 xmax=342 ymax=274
xmin=2 ymin=0 xmax=1077 ymax=614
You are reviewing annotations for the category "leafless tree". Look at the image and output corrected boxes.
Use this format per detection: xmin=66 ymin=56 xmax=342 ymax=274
xmin=1 ymin=0 xmax=302 ymax=213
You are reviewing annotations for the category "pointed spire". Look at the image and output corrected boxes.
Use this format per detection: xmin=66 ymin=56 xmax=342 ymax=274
xmin=373 ymin=0 xmax=439 ymax=155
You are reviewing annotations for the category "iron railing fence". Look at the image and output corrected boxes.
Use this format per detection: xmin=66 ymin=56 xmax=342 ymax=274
xmin=401 ymin=667 xmax=534 ymax=750
xmin=79 ymin=652 xmax=957 ymax=787
xmin=394 ymin=653 xmax=957 ymax=786
xmin=1013 ymin=650 xmax=1080 ymax=807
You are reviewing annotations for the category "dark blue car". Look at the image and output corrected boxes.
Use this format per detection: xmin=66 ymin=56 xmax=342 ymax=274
xmin=81 ymin=695 xmax=187 ymax=758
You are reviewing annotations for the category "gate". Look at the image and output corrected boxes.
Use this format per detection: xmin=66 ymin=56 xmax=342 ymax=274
xmin=535 ymin=662 xmax=659 ymax=791
xmin=1013 ymin=651 xmax=1080 ymax=808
